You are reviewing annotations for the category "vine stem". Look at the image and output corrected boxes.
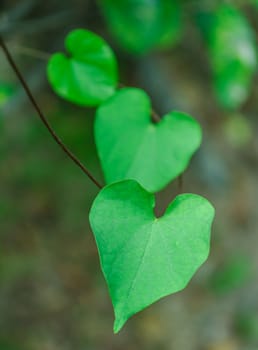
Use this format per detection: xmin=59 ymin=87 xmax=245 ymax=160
xmin=0 ymin=35 xmax=102 ymax=189
xmin=151 ymin=109 xmax=160 ymax=123
xmin=178 ymin=174 xmax=183 ymax=194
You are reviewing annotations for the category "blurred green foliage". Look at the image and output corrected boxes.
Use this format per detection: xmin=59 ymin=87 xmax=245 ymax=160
xmin=204 ymin=4 xmax=256 ymax=110
xmin=223 ymin=113 xmax=253 ymax=148
xmin=209 ymin=256 xmax=252 ymax=295
xmin=0 ymin=83 xmax=15 ymax=108
xmin=0 ymin=254 xmax=38 ymax=284
xmin=236 ymin=312 xmax=258 ymax=342
xmin=99 ymin=0 xmax=182 ymax=54
xmin=0 ymin=339 xmax=23 ymax=350
xmin=99 ymin=0 xmax=258 ymax=110
xmin=0 ymin=101 xmax=100 ymax=238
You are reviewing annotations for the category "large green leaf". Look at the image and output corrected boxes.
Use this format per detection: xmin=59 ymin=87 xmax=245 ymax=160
xmin=89 ymin=180 xmax=215 ymax=333
xmin=95 ymin=88 xmax=202 ymax=193
xmin=47 ymin=29 xmax=118 ymax=106
xmin=206 ymin=5 xmax=257 ymax=109
xmin=98 ymin=0 xmax=182 ymax=54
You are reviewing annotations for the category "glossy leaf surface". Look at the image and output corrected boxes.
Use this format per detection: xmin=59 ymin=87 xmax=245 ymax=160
xmin=89 ymin=180 xmax=215 ymax=332
xmin=95 ymin=88 xmax=202 ymax=193
xmin=47 ymin=29 xmax=118 ymax=106
xmin=98 ymin=0 xmax=182 ymax=54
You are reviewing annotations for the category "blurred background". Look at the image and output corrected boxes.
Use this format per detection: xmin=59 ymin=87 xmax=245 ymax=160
xmin=0 ymin=0 xmax=258 ymax=349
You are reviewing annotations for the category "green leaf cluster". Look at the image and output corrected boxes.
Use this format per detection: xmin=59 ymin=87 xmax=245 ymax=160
xmin=97 ymin=1 xmax=257 ymax=110
xmin=47 ymin=29 xmax=215 ymax=332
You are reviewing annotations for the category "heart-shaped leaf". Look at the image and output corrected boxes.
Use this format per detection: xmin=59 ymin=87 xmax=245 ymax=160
xmin=89 ymin=180 xmax=215 ymax=333
xmin=47 ymin=29 xmax=118 ymax=106
xmin=98 ymin=0 xmax=182 ymax=54
xmin=95 ymin=88 xmax=202 ymax=193
xmin=201 ymin=4 xmax=257 ymax=109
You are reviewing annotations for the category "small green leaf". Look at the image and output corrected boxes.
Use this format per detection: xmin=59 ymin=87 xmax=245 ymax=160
xmin=207 ymin=5 xmax=257 ymax=109
xmin=89 ymin=180 xmax=215 ymax=333
xmin=47 ymin=29 xmax=118 ymax=106
xmin=95 ymin=88 xmax=202 ymax=193
xmin=98 ymin=0 xmax=182 ymax=54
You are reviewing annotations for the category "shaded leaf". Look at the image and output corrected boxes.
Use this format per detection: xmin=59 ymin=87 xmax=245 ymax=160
xmin=209 ymin=255 xmax=252 ymax=295
xmin=206 ymin=5 xmax=257 ymax=109
xmin=99 ymin=0 xmax=182 ymax=54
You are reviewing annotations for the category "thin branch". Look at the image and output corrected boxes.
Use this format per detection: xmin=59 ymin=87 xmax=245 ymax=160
xmin=7 ymin=43 xmax=50 ymax=61
xmin=151 ymin=109 xmax=161 ymax=123
xmin=0 ymin=35 xmax=102 ymax=190
xmin=178 ymin=174 xmax=183 ymax=195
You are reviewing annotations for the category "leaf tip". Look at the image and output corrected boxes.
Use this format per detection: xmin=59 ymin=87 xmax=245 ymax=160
xmin=113 ymin=314 xmax=128 ymax=334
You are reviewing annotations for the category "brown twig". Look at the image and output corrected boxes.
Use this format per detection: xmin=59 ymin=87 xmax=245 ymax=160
xmin=0 ymin=35 xmax=102 ymax=190
xmin=151 ymin=109 xmax=161 ymax=123
xmin=178 ymin=174 xmax=183 ymax=194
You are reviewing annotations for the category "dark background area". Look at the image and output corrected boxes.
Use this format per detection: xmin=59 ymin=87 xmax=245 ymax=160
xmin=0 ymin=1 xmax=258 ymax=349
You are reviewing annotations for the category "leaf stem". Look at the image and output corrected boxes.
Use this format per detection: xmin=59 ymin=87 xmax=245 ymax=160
xmin=0 ymin=35 xmax=103 ymax=190
xmin=178 ymin=174 xmax=183 ymax=194
xmin=151 ymin=109 xmax=161 ymax=123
